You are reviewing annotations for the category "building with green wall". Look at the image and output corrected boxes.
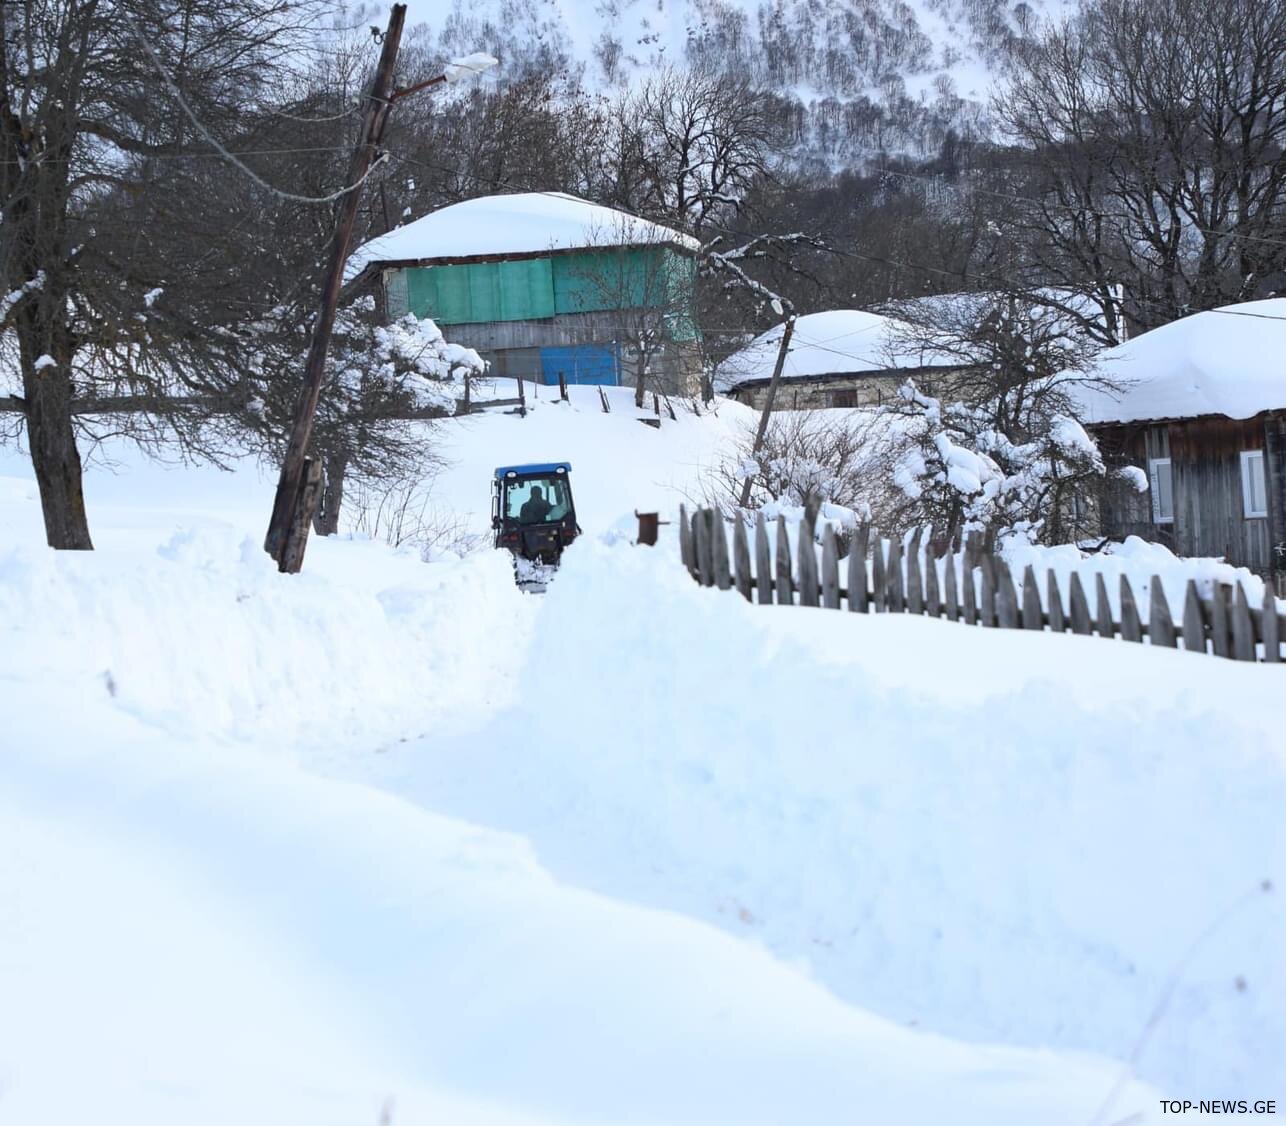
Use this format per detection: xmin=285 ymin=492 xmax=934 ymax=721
xmin=344 ymin=192 xmax=702 ymax=394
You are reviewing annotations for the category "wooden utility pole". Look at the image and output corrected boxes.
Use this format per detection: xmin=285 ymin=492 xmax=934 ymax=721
xmin=738 ymin=315 xmax=796 ymax=508
xmin=264 ymin=3 xmax=407 ymax=572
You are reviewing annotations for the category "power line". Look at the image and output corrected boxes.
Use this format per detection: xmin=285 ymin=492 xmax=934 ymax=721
xmin=124 ymin=13 xmax=390 ymax=205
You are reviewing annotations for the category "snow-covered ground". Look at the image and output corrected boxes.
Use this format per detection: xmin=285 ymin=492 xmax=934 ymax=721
xmin=2 ymin=391 xmax=1281 ymax=1124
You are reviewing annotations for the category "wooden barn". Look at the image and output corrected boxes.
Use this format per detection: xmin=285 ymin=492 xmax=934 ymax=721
xmin=343 ymin=192 xmax=702 ymax=396
xmin=713 ymin=309 xmax=968 ymax=409
xmin=1078 ymin=300 xmax=1286 ymax=593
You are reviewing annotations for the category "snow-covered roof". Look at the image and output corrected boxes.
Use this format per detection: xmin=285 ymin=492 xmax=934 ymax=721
xmin=345 ymin=193 xmax=699 ymax=282
xmin=713 ymin=309 xmax=963 ymax=393
xmin=1075 ymin=299 xmax=1286 ymax=424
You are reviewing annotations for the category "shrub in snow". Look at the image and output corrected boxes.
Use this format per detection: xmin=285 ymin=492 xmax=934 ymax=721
xmin=868 ymin=291 xmax=1142 ymax=545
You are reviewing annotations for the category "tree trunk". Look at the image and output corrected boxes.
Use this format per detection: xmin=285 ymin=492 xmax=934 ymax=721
xmin=312 ymin=452 xmax=348 ymax=536
xmin=24 ymin=369 xmax=93 ymax=550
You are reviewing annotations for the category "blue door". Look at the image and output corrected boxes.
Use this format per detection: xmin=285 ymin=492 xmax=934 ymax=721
xmin=539 ymin=343 xmax=620 ymax=386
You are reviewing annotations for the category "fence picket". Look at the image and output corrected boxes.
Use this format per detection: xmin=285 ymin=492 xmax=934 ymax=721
xmin=695 ymin=509 xmax=714 ymax=587
xmin=1211 ymin=584 xmax=1231 ymax=658
xmin=925 ymin=552 xmax=940 ymax=617
xmin=797 ymin=518 xmax=820 ymax=607
xmin=678 ymin=508 xmax=1282 ymax=665
xmin=943 ymin=556 xmax=959 ymax=621
xmin=1095 ymin=574 xmax=1115 ymax=639
xmin=906 ymin=529 xmax=924 ymax=615
xmin=1263 ymin=586 xmax=1281 ymax=662
xmin=733 ymin=518 xmax=752 ymax=601
xmin=871 ymin=534 xmax=886 ymax=613
xmin=1148 ymin=577 xmax=1176 ymax=649
xmin=712 ymin=512 xmax=732 ymax=591
xmin=886 ymin=536 xmax=906 ymax=612
xmin=1231 ymin=585 xmax=1255 ymax=661
xmin=979 ymin=554 xmax=997 ymax=627
xmin=775 ymin=515 xmax=793 ymax=605
xmin=821 ymin=526 xmax=840 ymax=609
xmin=754 ymin=511 xmax=773 ymax=605
xmin=1047 ymin=571 xmax=1065 ymax=633
xmin=961 ymin=555 xmax=977 ymax=625
xmin=1021 ymin=565 xmax=1043 ymax=630
xmin=848 ymin=524 xmax=870 ymax=612
xmin=995 ymin=561 xmax=1019 ymax=629
xmin=1068 ymin=573 xmax=1092 ymax=635
xmin=1182 ymin=581 xmax=1205 ymax=652
xmin=1119 ymin=575 xmax=1142 ymax=641
xmin=979 ymin=565 xmax=997 ymax=628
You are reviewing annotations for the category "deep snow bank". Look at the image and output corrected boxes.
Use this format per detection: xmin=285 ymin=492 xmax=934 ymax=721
xmin=391 ymin=537 xmax=1285 ymax=1099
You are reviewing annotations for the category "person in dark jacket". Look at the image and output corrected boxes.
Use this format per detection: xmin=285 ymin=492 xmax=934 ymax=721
xmin=519 ymin=485 xmax=552 ymax=524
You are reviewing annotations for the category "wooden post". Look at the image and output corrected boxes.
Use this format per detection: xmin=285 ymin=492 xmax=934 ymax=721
xmin=906 ymin=527 xmax=923 ymax=615
xmin=599 ymin=385 xmax=611 ymax=413
xmin=1046 ymin=571 xmax=1065 ymax=633
xmin=848 ymin=524 xmax=869 ymax=612
xmin=696 ymin=510 xmax=714 ymax=586
xmin=1231 ymin=584 xmax=1255 ymax=661
xmin=797 ymin=515 xmax=820 ymax=607
xmin=1262 ymin=586 xmax=1281 ymax=662
xmin=712 ymin=512 xmax=732 ymax=590
xmin=678 ymin=504 xmax=693 ymax=573
xmin=1182 ymin=581 xmax=1205 ymax=652
xmin=738 ymin=317 xmax=796 ymax=508
xmin=264 ymin=4 xmax=407 ymax=572
xmin=1068 ymin=573 xmax=1092 ymax=635
xmin=733 ymin=518 xmax=753 ymax=601
xmin=775 ymin=514 xmax=793 ymax=605
xmin=1021 ymin=565 xmax=1043 ymax=630
xmin=1119 ymin=575 xmax=1143 ymax=641
xmin=943 ymin=555 xmax=959 ymax=621
xmin=820 ymin=525 xmax=840 ymax=609
xmin=754 ymin=511 xmax=773 ymax=604
xmin=1094 ymin=574 xmax=1115 ymax=639
xmin=1149 ymin=576 xmax=1176 ymax=649
xmin=1211 ymin=583 xmax=1231 ymax=658
xmin=636 ymin=511 xmax=659 ymax=546
xmin=558 ymin=371 xmax=568 ymax=400
xmin=516 ymin=374 xmax=527 ymax=416
xmin=871 ymin=533 xmax=886 ymax=613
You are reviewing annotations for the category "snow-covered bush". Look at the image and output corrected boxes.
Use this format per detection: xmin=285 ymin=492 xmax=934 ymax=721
xmin=872 ymin=290 xmax=1139 ymax=544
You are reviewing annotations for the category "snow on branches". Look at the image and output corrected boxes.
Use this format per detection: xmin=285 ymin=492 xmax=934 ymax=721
xmin=884 ymin=379 xmax=1106 ymax=544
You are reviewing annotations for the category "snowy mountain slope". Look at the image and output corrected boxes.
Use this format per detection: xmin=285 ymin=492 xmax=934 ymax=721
xmin=407 ymin=0 xmax=1076 ymax=156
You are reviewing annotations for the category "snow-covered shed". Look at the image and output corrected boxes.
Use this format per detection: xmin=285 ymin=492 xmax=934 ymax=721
xmin=1076 ymin=299 xmax=1286 ymax=589
xmin=712 ymin=309 xmax=968 ymax=410
xmin=345 ymin=193 xmax=702 ymax=395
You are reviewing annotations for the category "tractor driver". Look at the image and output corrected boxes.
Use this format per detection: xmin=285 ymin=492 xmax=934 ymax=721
xmin=519 ymin=484 xmax=552 ymax=524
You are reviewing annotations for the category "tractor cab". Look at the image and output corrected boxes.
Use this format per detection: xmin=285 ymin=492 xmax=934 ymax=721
xmin=492 ymin=462 xmax=580 ymax=565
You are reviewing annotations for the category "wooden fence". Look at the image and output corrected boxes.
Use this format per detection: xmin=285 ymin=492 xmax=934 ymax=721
xmin=679 ymin=506 xmax=1284 ymax=664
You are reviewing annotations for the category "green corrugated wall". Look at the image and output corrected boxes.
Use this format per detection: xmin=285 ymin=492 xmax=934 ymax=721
xmin=392 ymin=248 xmax=698 ymax=340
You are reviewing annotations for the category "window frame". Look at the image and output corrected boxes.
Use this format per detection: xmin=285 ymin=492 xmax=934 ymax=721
xmin=1240 ymin=450 xmax=1268 ymax=519
xmin=1148 ymin=457 xmax=1174 ymax=525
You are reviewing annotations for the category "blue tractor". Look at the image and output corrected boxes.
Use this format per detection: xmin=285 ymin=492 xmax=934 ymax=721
xmin=492 ymin=462 xmax=581 ymax=587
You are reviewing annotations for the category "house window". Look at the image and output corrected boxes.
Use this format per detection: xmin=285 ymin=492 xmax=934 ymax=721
xmin=830 ymin=389 xmax=857 ymax=408
xmin=1241 ymin=450 xmax=1268 ymax=518
xmin=1148 ymin=458 xmax=1174 ymax=524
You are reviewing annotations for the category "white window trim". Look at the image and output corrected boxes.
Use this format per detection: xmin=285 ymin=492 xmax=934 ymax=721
xmin=1240 ymin=450 xmax=1268 ymax=519
xmin=1148 ymin=457 xmax=1174 ymax=525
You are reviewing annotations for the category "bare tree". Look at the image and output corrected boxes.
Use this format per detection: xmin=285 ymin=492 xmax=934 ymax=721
xmin=0 ymin=0 xmax=328 ymax=548
xmin=998 ymin=0 xmax=1286 ymax=334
